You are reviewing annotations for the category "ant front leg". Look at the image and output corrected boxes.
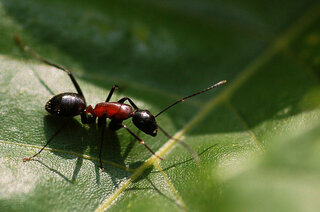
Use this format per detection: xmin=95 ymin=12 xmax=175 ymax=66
xmin=80 ymin=113 xmax=96 ymax=124
xmin=118 ymin=123 xmax=163 ymax=160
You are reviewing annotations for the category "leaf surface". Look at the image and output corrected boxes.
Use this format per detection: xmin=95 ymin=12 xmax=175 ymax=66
xmin=0 ymin=0 xmax=319 ymax=211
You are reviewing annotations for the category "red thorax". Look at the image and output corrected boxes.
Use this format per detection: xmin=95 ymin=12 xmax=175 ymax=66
xmin=85 ymin=102 xmax=134 ymax=120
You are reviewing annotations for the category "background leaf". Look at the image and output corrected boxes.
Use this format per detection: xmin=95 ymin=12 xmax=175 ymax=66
xmin=0 ymin=0 xmax=319 ymax=211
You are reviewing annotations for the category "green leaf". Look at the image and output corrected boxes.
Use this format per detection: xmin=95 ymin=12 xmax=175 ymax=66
xmin=0 ymin=0 xmax=320 ymax=211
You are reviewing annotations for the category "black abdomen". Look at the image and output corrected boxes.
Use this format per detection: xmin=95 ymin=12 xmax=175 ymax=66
xmin=45 ymin=93 xmax=86 ymax=117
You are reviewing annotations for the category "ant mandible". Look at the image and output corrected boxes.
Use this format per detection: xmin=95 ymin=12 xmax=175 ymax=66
xmin=14 ymin=35 xmax=227 ymax=171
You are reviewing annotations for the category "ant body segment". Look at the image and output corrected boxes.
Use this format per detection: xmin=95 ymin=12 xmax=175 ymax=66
xmin=14 ymin=35 xmax=226 ymax=171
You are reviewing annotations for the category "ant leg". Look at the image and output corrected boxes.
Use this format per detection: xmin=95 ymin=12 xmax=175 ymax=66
xmin=98 ymin=117 xmax=107 ymax=171
xmin=14 ymin=35 xmax=85 ymax=99
xmin=23 ymin=125 xmax=64 ymax=161
xmin=81 ymin=113 xmax=96 ymax=124
xmin=105 ymin=85 xmax=119 ymax=102
xmin=84 ymin=105 xmax=97 ymax=124
xmin=118 ymin=97 xmax=139 ymax=110
xmin=121 ymin=124 xmax=163 ymax=160
xmin=109 ymin=119 xmax=122 ymax=131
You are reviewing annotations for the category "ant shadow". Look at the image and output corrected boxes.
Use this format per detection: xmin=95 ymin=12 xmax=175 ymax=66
xmin=35 ymin=115 xmax=138 ymax=186
xmin=33 ymin=159 xmax=73 ymax=183
xmin=30 ymin=107 xmax=216 ymax=187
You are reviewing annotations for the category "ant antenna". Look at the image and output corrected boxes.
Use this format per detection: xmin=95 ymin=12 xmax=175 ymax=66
xmin=154 ymin=80 xmax=226 ymax=163
xmin=155 ymin=80 xmax=227 ymax=118
xmin=157 ymin=125 xmax=200 ymax=163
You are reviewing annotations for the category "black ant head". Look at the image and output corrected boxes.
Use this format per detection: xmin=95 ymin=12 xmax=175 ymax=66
xmin=132 ymin=110 xmax=158 ymax=136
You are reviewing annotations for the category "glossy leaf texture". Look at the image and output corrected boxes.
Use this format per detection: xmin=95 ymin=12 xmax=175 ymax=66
xmin=0 ymin=0 xmax=320 ymax=211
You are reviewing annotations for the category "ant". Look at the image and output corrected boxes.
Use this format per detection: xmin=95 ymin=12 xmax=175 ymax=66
xmin=14 ymin=34 xmax=227 ymax=171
